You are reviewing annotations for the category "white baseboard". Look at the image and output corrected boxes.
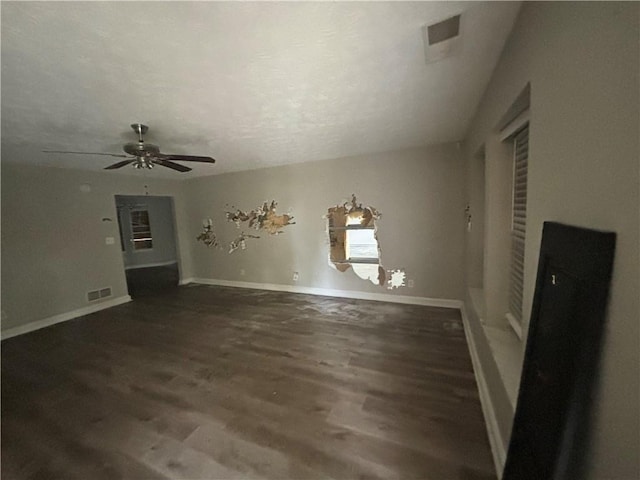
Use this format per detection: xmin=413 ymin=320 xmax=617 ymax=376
xmin=179 ymin=277 xmax=195 ymax=286
xmin=460 ymin=302 xmax=507 ymax=478
xmin=1 ymin=295 xmax=132 ymax=341
xmin=189 ymin=277 xmax=462 ymax=309
xmin=124 ymin=260 xmax=177 ymax=270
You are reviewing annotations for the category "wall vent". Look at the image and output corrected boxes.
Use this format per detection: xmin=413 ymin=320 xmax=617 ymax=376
xmin=427 ymin=15 xmax=460 ymax=45
xmin=87 ymin=287 xmax=112 ymax=302
xmin=422 ymin=14 xmax=462 ymax=64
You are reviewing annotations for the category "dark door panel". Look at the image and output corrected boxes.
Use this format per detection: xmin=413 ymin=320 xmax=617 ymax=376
xmin=503 ymin=222 xmax=615 ymax=480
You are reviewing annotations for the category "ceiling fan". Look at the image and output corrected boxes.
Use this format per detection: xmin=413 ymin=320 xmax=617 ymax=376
xmin=43 ymin=123 xmax=216 ymax=172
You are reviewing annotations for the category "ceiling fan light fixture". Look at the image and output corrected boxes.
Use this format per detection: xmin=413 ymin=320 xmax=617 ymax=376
xmin=133 ymin=157 xmax=153 ymax=169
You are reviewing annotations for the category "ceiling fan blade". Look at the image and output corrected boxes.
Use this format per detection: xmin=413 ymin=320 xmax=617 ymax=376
xmin=104 ymin=159 xmax=135 ymax=170
xmin=162 ymin=154 xmax=216 ymax=163
xmin=43 ymin=150 xmax=129 ymax=158
xmin=154 ymin=159 xmax=192 ymax=172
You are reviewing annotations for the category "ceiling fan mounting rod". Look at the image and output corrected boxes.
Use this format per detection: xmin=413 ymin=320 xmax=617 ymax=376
xmin=131 ymin=123 xmax=148 ymax=143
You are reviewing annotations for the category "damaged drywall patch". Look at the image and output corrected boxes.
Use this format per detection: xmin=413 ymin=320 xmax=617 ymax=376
xmin=224 ymin=200 xmax=294 ymax=253
xmin=325 ymin=194 xmax=409 ymax=289
xmin=325 ymin=194 xmax=386 ymax=286
xmin=197 ymin=200 xmax=295 ymax=255
xmin=387 ymin=269 xmax=406 ymax=289
xmin=225 ymin=200 xmax=295 ymax=235
xmin=353 ymin=264 xmax=387 ymax=285
xmin=229 ymin=232 xmax=260 ymax=254
xmin=196 ymin=218 xmax=220 ymax=248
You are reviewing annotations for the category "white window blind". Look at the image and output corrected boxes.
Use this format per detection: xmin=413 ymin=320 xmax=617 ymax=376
xmin=509 ymin=125 xmax=529 ymax=325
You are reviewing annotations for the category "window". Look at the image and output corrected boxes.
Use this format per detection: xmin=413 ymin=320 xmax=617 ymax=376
xmin=130 ymin=209 xmax=153 ymax=250
xmin=345 ymin=215 xmax=379 ymax=263
xmin=328 ymin=210 xmax=379 ymax=266
xmin=507 ymin=125 xmax=529 ymax=333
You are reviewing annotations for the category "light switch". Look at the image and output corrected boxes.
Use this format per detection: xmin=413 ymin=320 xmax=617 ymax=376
xmin=105 ymin=237 xmax=115 ymax=245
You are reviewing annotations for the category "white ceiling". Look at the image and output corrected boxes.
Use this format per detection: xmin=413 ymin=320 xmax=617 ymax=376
xmin=1 ymin=1 xmax=521 ymax=179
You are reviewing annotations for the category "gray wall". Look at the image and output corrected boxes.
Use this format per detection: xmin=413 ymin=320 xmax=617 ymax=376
xmin=463 ymin=2 xmax=639 ymax=478
xmin=115 ymin=195 xmax=178 ymax=268
xmin=185 ymin=144 xmax=466 ymax=301
xmin=1 ymin=144 xmax=467 ymax=333
xmin=1 ymin=163 xmax=192 ymax=331
xmin=465 ymin=150 xmax=485 ymax=289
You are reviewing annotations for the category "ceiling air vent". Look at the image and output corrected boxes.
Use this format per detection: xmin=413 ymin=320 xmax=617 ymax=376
xmin=422 ymin=14 xmax=461 ymax=64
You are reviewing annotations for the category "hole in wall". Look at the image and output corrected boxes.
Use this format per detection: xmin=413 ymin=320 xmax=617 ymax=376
xmin=326 ymin=194 xmax=386 ymax=286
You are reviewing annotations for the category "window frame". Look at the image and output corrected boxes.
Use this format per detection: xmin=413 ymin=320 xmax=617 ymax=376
xmin=345 ymin=225 xmax=379 ymax=264
xmin=327 ymin=210 xmax=379 ymax=266
xmin=130 ymin=208 xmax=154 ymax=251
xmin=502 ymin=119 xmax=529 ymax=339
xmin=328 ymin=223 xmax=380 ymax=264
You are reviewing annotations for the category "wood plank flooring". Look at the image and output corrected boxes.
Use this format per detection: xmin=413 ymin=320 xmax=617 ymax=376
xmin=2 ymin=285 xmax=495 ymax=480
xmin=124 ymin=264 xmax=179 ymax=298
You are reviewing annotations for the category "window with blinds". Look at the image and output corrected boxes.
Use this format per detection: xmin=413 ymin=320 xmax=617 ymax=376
xmin=509 ymin=125 xmax=529 ymax=328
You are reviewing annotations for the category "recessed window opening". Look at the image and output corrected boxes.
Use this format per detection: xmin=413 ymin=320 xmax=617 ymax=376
xmin=505 ymin=123 xmax=529 ymax=337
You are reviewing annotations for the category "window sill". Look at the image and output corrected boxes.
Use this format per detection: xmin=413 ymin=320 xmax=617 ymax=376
xmin=469 ymin=288 xmax=523 ymax=409
xmin=505 ymin=312 xmax=524 ymax=340
xmin=483 ymin=322 xmax=522 ymax=409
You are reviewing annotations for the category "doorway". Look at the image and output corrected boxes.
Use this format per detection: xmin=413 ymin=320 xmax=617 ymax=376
xmin=115 ymin=195 xmax=179 ymax=297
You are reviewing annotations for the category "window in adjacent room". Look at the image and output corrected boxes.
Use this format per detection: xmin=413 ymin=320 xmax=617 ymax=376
xmin=130 ymin=209 xmax=153 ymax=250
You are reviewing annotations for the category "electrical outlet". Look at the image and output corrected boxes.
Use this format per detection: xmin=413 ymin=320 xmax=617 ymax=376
xmin=293 ymin=272 xmax=299 ymax=281
xmin=240 ymin=269 xmax=245 ymax=276
xmin=105 ymin=237 xmax=115 ymax=245
xmin=408 ymin=279 xmax=415 ymax=288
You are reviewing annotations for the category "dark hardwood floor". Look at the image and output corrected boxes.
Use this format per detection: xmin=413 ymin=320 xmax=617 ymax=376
xmin=1 ymin=285 xmax=495 ymax=480
xmin=124 ymin=264 xmax=179 ymax=298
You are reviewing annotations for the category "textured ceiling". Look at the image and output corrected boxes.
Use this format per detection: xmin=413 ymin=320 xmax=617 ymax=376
xmin=1 ymin=2 xmax=521 ymax=179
